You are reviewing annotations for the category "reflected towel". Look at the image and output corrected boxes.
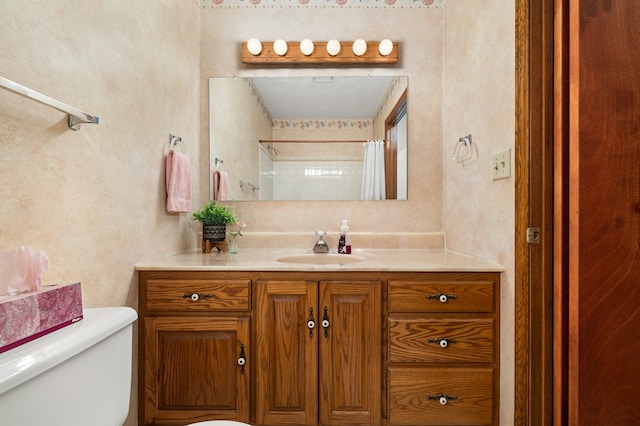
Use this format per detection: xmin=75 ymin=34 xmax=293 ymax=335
xmin=166 ymin=149 xmax=191 ymax=213
xmin=214 ymin=170 xmax=229 ymax=201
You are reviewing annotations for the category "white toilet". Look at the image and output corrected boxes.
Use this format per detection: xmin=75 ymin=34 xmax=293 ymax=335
xmin=0 ymin=307 xmax=137 ymax=426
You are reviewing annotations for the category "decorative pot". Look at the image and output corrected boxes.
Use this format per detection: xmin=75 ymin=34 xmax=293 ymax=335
xmin=202 ymin=224 xmax=226 ymax=242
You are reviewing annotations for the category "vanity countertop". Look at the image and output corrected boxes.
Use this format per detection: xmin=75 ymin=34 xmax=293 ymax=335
xmin=135 ymin=248 xmax=504 ymax=272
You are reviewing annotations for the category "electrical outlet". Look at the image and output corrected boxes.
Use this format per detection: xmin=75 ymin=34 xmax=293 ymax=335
xmin=492 ymin=149 xmax=511 ymax=180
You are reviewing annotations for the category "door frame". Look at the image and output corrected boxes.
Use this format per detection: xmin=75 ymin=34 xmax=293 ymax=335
xmin=514 ymin=0 xmax=555 ymax=424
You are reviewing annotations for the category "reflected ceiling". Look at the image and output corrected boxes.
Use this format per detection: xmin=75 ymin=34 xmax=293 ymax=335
xmin=250 ymin=76 xmax=395 ymax=119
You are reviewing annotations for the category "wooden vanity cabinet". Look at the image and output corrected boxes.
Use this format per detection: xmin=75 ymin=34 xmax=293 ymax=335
xmin=139 ymin=269 xmax=499 ymax=426
xmin=387 ymin=273 xmax=500 ymax=426
xmin=139 ymin=272 xmax=252 ymax=426
xmin=254 ymin=279 xmax=381 ymax=426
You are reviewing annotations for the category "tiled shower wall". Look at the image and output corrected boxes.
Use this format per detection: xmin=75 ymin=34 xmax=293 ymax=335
xmin=270 ymin=160 xmax=362 ymax=200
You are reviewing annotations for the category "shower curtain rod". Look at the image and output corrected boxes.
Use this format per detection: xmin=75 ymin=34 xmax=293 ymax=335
xmin=0 ymin=76 xmax=99 ymax=131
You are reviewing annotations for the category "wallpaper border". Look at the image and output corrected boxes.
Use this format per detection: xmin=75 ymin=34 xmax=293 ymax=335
xmin=200 ymin=0 xmax=443 ymax=9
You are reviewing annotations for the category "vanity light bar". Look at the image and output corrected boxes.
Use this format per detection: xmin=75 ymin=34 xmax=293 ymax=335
xmin=241 ymin=40 xmax=398 ymax=65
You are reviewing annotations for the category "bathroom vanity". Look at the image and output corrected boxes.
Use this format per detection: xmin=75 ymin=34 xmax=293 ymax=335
xmin=137 ymin=249 xmax=501 ymax=426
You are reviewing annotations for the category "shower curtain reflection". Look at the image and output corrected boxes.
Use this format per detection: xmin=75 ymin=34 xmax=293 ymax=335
xmin=361 ymin=140 xmax=386 ymax=200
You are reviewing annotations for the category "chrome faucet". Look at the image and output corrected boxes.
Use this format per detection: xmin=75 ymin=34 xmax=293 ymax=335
xmin=312 ymin=230 xmax=330 ymax=253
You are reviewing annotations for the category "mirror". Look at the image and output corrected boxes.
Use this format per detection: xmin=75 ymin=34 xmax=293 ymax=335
xmin=209 ymin=76 xmax=407 ymax=201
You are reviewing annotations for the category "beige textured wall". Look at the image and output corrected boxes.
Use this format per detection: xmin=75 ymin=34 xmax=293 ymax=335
xmin=0 ymin=1 xmax=200 ymax=424
xmin=443 ymin=0 xmax=515 ymax=423
xmin=199 ymin=6 xmax=444 ymax=234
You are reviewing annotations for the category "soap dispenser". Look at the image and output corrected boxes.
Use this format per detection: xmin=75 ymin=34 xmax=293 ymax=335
xmin=338 ymin=219 xmax=351 ymax=254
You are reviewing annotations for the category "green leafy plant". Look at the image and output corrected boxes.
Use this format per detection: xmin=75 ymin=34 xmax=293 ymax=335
xmin=192 ymin=201 xmax=237 ymax=226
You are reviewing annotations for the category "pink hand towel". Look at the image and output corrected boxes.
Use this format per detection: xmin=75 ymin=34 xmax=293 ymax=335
xmin=213 ymin=170 xmax=229 ymax=201
xmin=166 ymin=149 xmax=191 ymax=213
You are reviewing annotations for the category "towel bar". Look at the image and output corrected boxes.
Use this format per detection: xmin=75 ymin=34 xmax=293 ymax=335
xmin=0 ymin=76 xmax=99 ymax=131
xmin=239 ymin=180 xmax=260 ymax=192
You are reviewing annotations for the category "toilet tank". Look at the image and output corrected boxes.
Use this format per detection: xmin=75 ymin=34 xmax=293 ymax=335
xmin=0 ymin=307 xmax=137 ymax=426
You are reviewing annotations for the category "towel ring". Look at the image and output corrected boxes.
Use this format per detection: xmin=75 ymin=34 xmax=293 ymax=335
xmin=452 ymin=134 xmax=472 ymax=163
xmin=169 ymin=134 xmax=186 ymax=152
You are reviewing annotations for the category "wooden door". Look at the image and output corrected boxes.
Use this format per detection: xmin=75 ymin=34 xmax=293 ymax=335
xmin=319 ymin=281 xmax=382 ymax=425
xmin=563 ymin=1 xmax=640 ymax=424
xmin=254 ymin=280 xmax=319 ymax=425
xmin=143 ymin=316 xmax=250 ymax=425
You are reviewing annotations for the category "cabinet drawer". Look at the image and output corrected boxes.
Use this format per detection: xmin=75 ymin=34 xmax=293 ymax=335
xmin=388 ymin=366 xmax=494 ymax=425
xmin=388 ymin=281 xmax=495 ymax=313
xmin=145 ymin=279 xmax=250 ymax=312
xmin=388 ymin=317 xmax=494 ymax=363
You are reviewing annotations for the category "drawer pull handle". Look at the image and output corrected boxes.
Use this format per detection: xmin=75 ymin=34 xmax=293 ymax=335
xmin=427 ymin=338 xmax=458 ymax=348
xmin=426 ymin=293 xmax=458 ymax=303
xmin=182 ymin=292 xmax=213 ymax=302
xmin=322 ymin=306 xmax=330 ymax=338
xmin=237 ymin=343 xmax=246 ymax=374
xmin=427 ymin=394 xmax=458 ymax=405
xmin=307 ymin=307 xmax=316 ymax=338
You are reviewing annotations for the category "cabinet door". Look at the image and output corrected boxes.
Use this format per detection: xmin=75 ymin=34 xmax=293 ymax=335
xmin=144 ymin=316 xmax=250 ymax=425
xmin=254 ymin=280 xmax=319 ymax=425
xmin=319 ymin=281 xmax=382 ymax=425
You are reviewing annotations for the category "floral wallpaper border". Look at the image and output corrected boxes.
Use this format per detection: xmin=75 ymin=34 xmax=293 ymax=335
xmin=242 ymin=77 xmax=273 ymax=121
xmin=273 ymin=119 xmax=373 ymax=129
xmin=373 ymin=75 xmax=404 ymax=124
xmin=200 ymin=0 xmax=443 ymax=8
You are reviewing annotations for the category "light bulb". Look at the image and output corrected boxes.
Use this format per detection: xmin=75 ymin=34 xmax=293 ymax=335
xmin=273 ymin=39 xmax=288 ymax=56
xmin=300 ymin=39 xmax=315 ymax=56
xmin=352 ymin=39 xmax=367 ymax=56
xmin=247 ymin=38 xmax=262 ymax=55
xmin=378 ymin=39 xmax=393 ymax=56
xmin=327 ymin=39 xmax=341 ymax=56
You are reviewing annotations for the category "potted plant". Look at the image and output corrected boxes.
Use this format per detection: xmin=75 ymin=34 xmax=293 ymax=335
xmin=192 ymin=201 xmax=237 ymax=242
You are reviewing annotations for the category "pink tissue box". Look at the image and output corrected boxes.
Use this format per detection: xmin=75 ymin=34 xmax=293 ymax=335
xmin=0 ymin=282 xmax=83 ymax=354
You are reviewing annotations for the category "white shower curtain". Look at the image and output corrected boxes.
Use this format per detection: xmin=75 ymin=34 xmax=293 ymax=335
xmin=361 ymin=140 xmax=386 ymax=200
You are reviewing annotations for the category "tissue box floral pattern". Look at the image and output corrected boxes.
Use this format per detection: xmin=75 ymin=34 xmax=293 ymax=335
xmin=0 ymin=282 xmax=83 ymax=353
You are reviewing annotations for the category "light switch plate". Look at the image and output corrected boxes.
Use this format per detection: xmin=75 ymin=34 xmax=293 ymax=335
xmin=492 ymin=149 xmax=511 ymax=180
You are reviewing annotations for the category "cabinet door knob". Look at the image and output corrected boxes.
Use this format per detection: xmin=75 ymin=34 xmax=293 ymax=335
xmin=307 ymin=307 xmax=316 ymax=338
xmin=182 ymin=292 xmax=213 ymax=302
xmin=425 ymin=293 xmax=458 ymax=303
xmin=427 ymin=394 xmax=458 ymax=405
xmin=237 ymin=343 xmax=246 ymax=375
xmin=427 ymin=338 xmax=458 ymax=348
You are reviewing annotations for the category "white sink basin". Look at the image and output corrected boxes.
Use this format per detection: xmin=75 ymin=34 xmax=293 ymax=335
xmin=277 ymin=254 xmax=364 ymax=265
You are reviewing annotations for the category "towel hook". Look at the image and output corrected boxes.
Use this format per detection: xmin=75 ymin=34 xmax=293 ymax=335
xmin=215 ymin=157 xmax=224 ymax=168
